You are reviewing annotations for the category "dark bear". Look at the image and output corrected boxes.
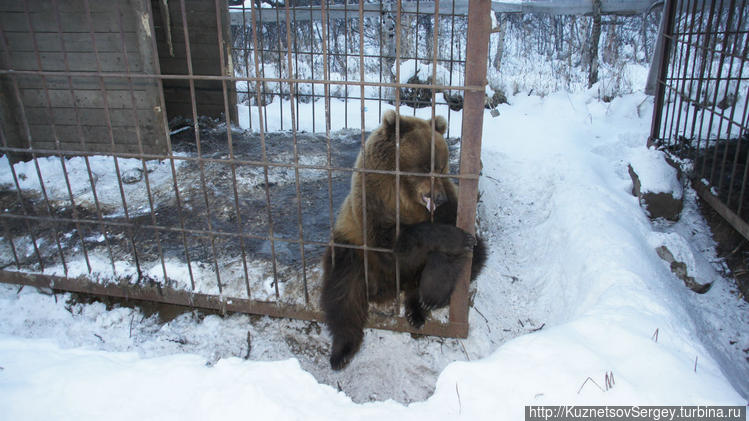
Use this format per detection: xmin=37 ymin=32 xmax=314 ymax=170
xmin=321 ymin=110 xmax=487 ymax=370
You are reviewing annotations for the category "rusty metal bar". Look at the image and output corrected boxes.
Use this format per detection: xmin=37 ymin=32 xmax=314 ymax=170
xmin=734 ymin=90 xmax=749 ymax=216
xmin=248 ymin=0 xmax=281 ymax=298
xmin=720 ymin=0 xmax=745 ymax=205
xmin=696 ymin=0 xmax=721 ymax=178
xmin=690 ymin=0 xmax=714 ymax=166
xmin=117 ymin=1 xmax=169 ymax=285
xmin=284 ymin=0 xmax=310 ymax=305
xmin=216 ymin=0 xmax=252 ymax=299
xmin=447 ymin=0 xmax=457 ymax=137
xmin=0 ymin=16 xmax=45 ymax=272
xmin=0 ymin=69 xmax=484 ymax=93
xmin=274 ymin=1 xmax=284 ymax=131
xmin=83 ymin=0 xmax=143 ymax=280
xmin=666 ymin=0 xmax=697 ymax=151
xmin=27 ymin=0 xmax=93 ymax=276
xmin=178 ymin=0 xmax=223 ymax=295
xmin=0 ymin=210 xmax=401 ymax=254
xmin=661 ymin=0 xmax=687 ymax=150
xmin=648 ymin=0 xmax=678 ymax=146
xmin=0 ymin=269 xmax=467 ymax=337
xmin=427 ymin=0 xmax=438 ymax=222
xmin=144 ymin=0 xmax=197 ymax=292
xmin=52 ymin=0 xmax=118 ymax=277
xmin=706 ymin=0 xmax=731 ymax=184
xmin=0 ymin=129 xmax=45 ymax=271
xmin=258 ymin=0 xmax=270 ymax=132
xmin=684 ymin=0 xmax=709 ymax=163
xmin=3 ymin=1 xmax=69 ymax=276
xmin=714 ymin=0 xmax=739 ymax=193
xmin=0 ymin=145 xmax=481 ymax=180
xmin=309 ymin=2 xmax=317 ymax=133
xmin=449 ymin=0 xmax=491 ymax=338
xmin=393 ymin=0 xmax=403 ymax=313
xmin=241 ymin=1 xmax=253 ymax=132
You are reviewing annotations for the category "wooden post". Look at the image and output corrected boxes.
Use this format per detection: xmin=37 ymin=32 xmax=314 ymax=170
xmin=450 ymin=0 xmax=491 ymax=338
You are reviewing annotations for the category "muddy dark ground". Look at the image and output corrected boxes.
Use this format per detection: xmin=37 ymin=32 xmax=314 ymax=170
xmin=665 ymin=136 xmax=749 ymax=301
xmin=698 ymin=197 xmax=749 ymax=301
xmin=0 ymin=122 xmax=463 ymax=308
xmin=0 ymin=124 xmax=365 ymax=304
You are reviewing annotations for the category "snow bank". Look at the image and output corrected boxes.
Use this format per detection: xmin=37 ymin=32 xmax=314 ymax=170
xmin=237 ymin=98 xmax=464 ymax=135
xmin=0 ymin=154 xmax=185 ymax=217
xmin=629 ymin=147 xmax=683 ymax=199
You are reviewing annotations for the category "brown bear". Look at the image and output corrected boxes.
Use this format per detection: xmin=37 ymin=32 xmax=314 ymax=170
xmin=321 ymin=110 xmax=487 ymax=370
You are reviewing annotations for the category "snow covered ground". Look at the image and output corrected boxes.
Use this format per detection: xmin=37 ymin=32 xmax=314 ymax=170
xmin=1 ymin=85 xmax=748 ymax=418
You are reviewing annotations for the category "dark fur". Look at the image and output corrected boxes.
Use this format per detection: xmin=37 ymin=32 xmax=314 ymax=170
xmin=321 ymin=111 xmax=487 ymax=370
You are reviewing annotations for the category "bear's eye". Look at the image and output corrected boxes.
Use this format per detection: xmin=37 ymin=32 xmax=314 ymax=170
xmin=421 ymin=163 xmax=445 ymax=173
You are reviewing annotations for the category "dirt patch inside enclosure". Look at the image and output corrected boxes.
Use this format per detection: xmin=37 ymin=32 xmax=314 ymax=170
xmin=0 ymin=123 xmax=474 ymax=404
xmin=697 ymin=196 xmax=749 ymax=302
xmin=0 ymin=123 xmax=463 ymax=309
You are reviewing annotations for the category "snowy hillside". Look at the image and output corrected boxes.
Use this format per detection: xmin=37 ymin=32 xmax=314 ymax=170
xmin=1 ymin=86 xmax=747 ymax=418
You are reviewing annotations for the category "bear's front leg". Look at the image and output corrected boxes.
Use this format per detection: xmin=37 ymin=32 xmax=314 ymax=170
xmin=395 ymin=223 xmax=475 ymax=258
xmin=405 ymin=290 xmax=427 ymax=329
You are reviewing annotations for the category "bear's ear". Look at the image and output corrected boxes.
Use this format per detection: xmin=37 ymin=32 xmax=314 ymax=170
xmin=432 ymin=116 xmax=447 ymax=135
xmin=382 ymin=110 xmax=398 ymax=130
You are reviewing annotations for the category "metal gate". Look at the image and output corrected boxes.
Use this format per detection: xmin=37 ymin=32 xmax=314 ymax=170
xmin=0 ymin=0 xmax=490 ymax=338
xmin=649 ymin=0 xmax=749 ymax=237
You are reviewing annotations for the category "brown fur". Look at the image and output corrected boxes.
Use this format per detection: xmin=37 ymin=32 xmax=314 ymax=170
xmin=321 ymin=111 xmax=486 ymax=370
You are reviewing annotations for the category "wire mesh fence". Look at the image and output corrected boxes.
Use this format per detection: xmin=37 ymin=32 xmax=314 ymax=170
xmin=649 ymin=0 xmax=749 ymax=237
xmin=0 ymin=0 xmax=489 ymax=337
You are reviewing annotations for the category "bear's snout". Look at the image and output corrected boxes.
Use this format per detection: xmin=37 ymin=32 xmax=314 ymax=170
xmin=432 ymin=191 xmax=448 ymax=207
xmin=420 ymin=189 xmax=447 ymax=212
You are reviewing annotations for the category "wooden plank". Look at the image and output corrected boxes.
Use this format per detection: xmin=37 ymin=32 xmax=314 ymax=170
xmin=6 ymin=51 xmax=144 ymax=73
xmin=0 ymin=0 xmax=130 ymax=14
xmin=18 ymin=140 xmax=163 ymax=155
xmin=0 ymin=11 xmax=138 ymax=33
xmin=0 ymin=77 xmax=26 ymax=153
xmin=693 ymin=180 xmax=749 ymax=241
xmin=23 ymin=124 xmax=168 ymax=156
xmin=0 ymin=0 xmax=168 ymax=158
xmin=4 ymin=32 xmax=139 ymax=54
xmin=13 ymin=74 xmax=156 ymax=91
xmin=28 ymin=124 xmax=143 ymax=146
xmin=20 ymin=88 xmax=153 ymax=109
xmin=24 ymin=107 xmax=158 ymax=128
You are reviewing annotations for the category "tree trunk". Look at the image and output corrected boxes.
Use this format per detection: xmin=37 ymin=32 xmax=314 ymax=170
xmin=493 ymin=13 xmax=506 ymax=70
xmin=588 ymin=0 xmax=602 ymax=88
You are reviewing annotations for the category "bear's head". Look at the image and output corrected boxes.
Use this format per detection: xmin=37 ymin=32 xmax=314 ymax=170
xmin=364 ymin=110 xmax=451 ymax=215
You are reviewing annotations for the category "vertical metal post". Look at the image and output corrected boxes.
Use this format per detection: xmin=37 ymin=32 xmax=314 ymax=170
xmin=450 ymin=0 xmax=491 ymax=337
xmin=648 ymin=0 xmax=678 ymax=147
